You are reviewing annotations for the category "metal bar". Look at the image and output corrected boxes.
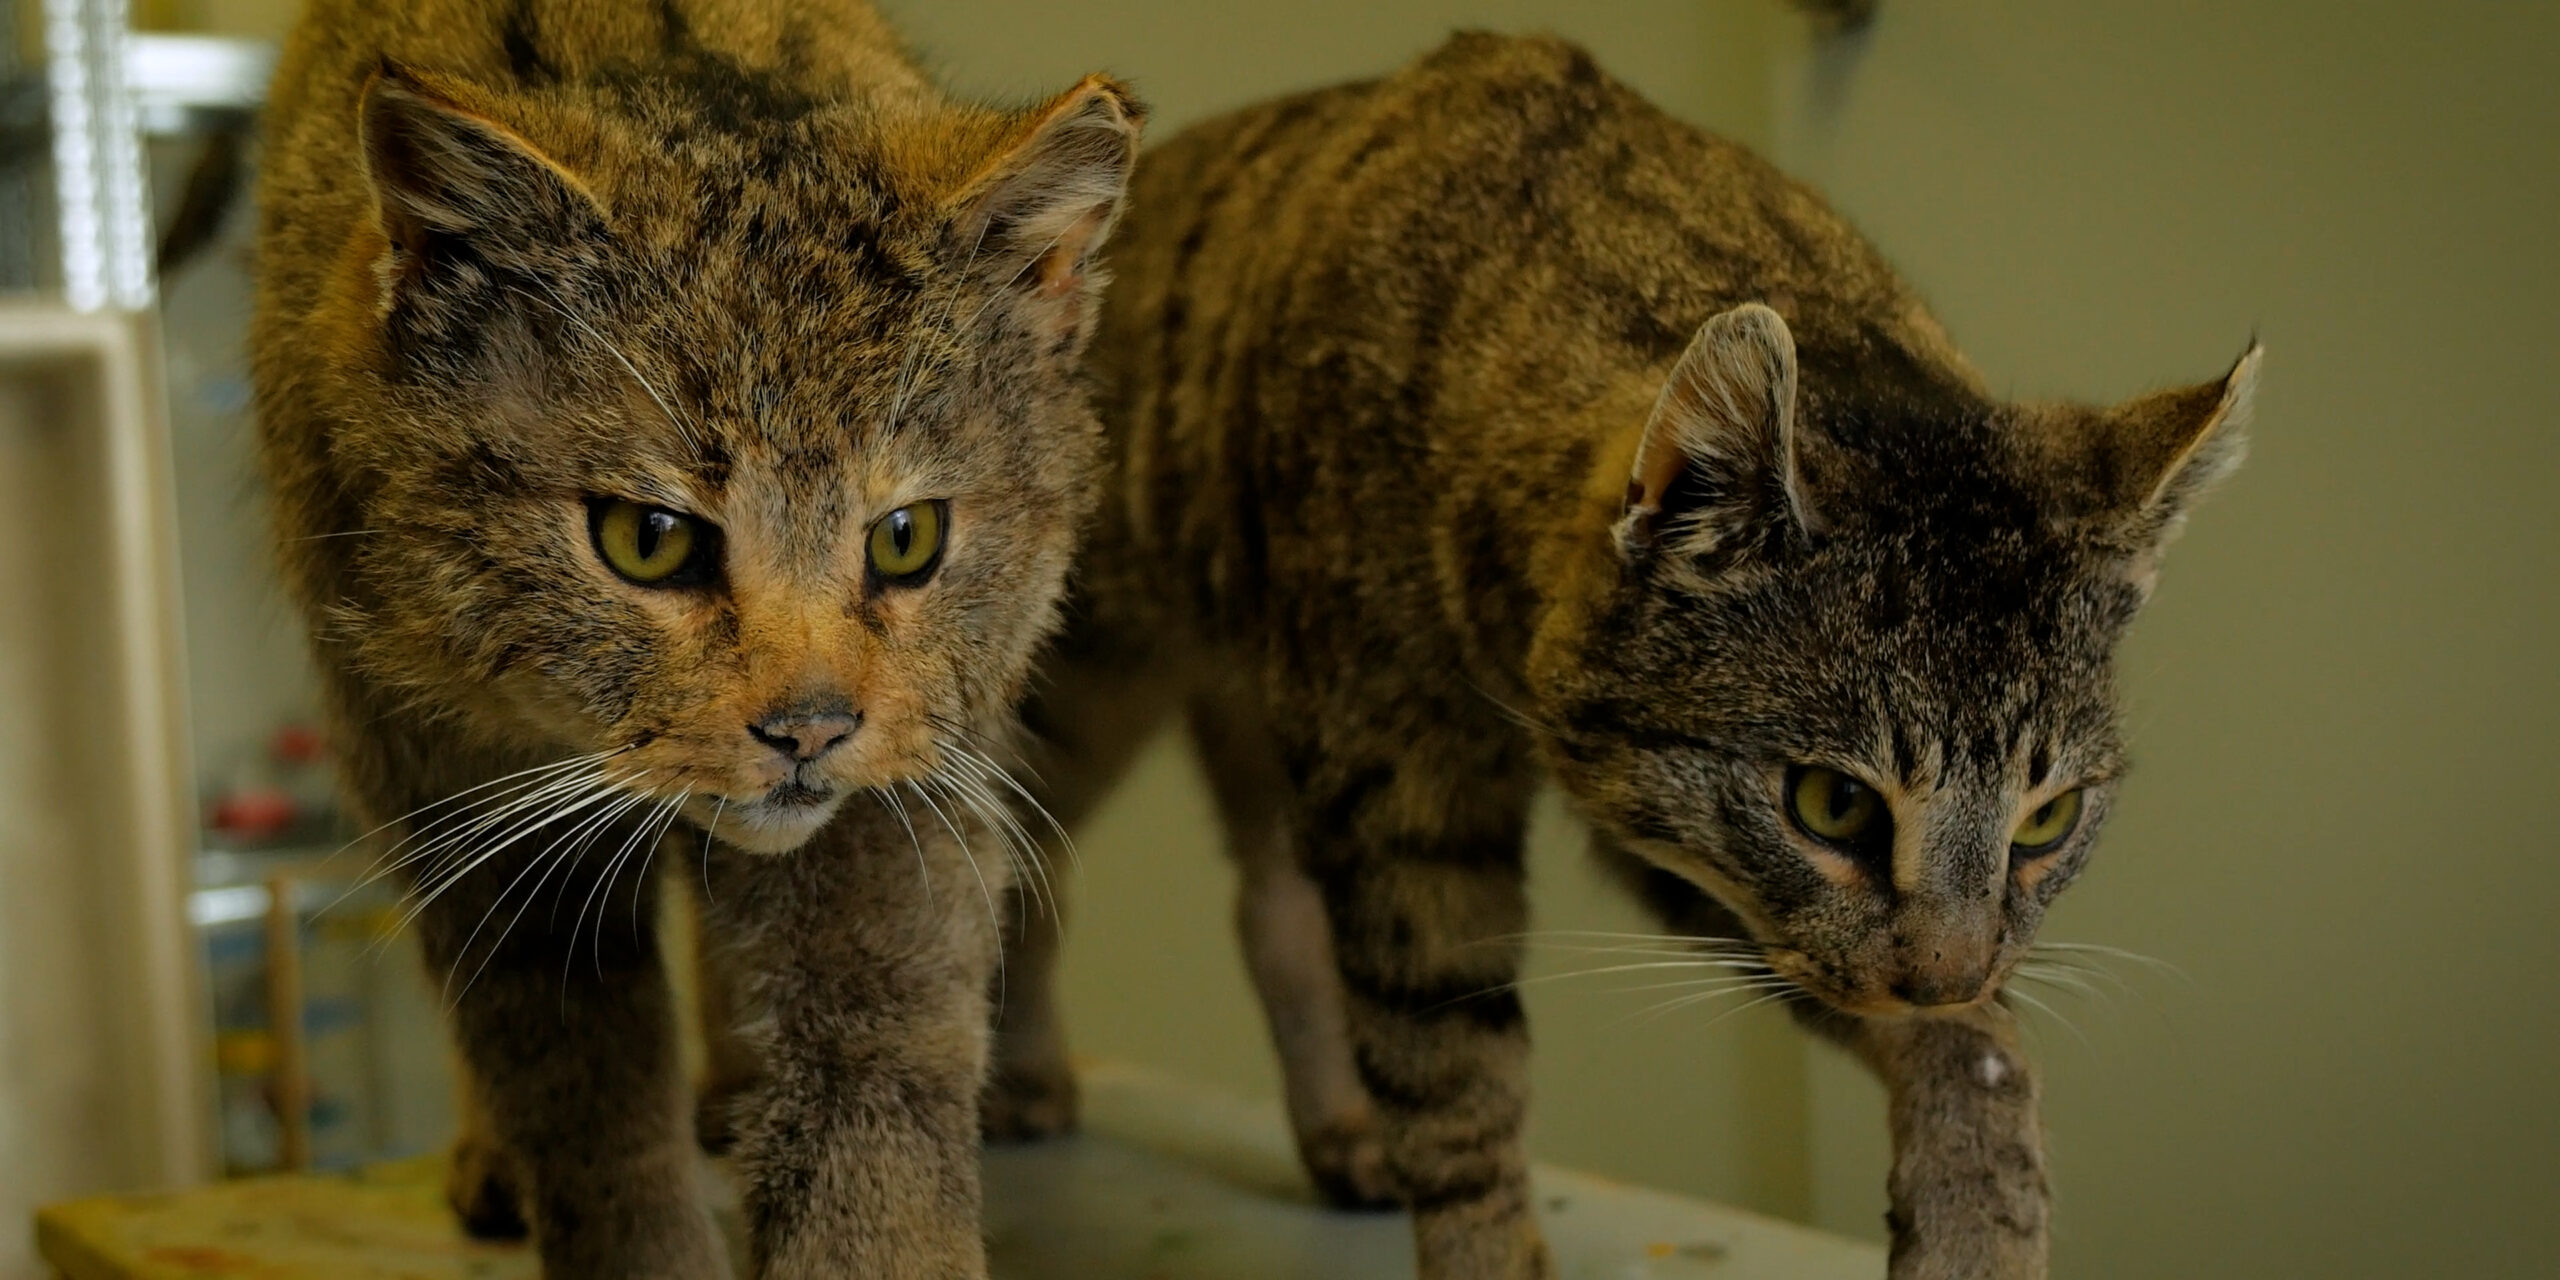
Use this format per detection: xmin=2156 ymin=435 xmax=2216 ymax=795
xmin=42 ymin=0 xmax=151 ymax=310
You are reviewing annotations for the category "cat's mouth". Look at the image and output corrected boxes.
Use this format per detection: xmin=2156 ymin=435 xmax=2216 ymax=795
xmin=1762 ymin=946 xmax=2007 ymax=1019
xmin=715 ymin=780 xmax=847 ymax=854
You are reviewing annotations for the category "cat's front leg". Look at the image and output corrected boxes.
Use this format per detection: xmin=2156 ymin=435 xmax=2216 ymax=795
xmin=416 ymin=835 xmax=730 ymax=1279
xmin=1298 ymin=760 xmax=1552 ymax=1280
xmin=1829 ymin=1002 xmax=2051 ymax=1280
xmin=704 ymin=815 xmax=998 ymax=1279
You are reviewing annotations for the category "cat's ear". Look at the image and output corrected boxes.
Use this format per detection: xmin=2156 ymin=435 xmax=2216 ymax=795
xmin=946 ymin=75 xmax=1145 ymax=347
xmin=1616 ymin=302 xmax=1811 ymax=559
xmin=2094 ymin=341 xmax=2261 ymax=593
xmin=359 ymin=66 xmax=601 ymax=285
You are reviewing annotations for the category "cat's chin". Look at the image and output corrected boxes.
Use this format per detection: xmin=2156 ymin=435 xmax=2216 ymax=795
xmin=714 ymin=790 xmax=849 ymax=855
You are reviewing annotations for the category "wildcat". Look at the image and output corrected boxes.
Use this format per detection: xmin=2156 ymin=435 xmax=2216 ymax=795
xmin=251 ymin=1 xmax=1139 ymax=1273
xmin=987 ymin=32 xmax=2254 ymax=1280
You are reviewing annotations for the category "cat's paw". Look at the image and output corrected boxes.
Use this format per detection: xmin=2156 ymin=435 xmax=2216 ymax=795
xmin=981 ymin=1060 xmax=1080 ymax=1142
xmin=443 ymin=1133 xmax=528 ymax=1241
xmin=1298 ymin=1116 xmax=1401 ymax=1211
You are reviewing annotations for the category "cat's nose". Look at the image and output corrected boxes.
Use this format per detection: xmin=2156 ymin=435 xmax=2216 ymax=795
xmin=1890 ymin=971 xmax=1985 ymax=1009
xmin=747 ymin=703 xmax=862 ymax=762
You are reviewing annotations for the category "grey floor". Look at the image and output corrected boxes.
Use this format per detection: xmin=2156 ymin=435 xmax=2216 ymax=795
xmin=973 ymin=1064 xmax=1881 ymax=1279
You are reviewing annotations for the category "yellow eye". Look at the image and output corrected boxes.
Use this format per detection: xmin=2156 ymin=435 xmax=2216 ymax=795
xmin=1787 ymin=765 xmax=1885 ymax=846
xmin=2011 ymin=789 xmax=2085 ymax=854
xmin=591 ymin=499 xmax=711 ymax=586
xmin=868 ymin=501 xmax=946 ymax=584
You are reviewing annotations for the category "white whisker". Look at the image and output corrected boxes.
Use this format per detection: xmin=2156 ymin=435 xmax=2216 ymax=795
xmin=872 ymin=787 xmax=934 ymax=911
xmin=447 ymin=784 xmax=655 ymax=1005
xmin=512 ymin=280 xmax=701 ymax=452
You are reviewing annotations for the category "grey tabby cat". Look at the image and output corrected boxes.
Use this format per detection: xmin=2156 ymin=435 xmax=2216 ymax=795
xmin=986 ymin=32 xmax=2256 ymax=1280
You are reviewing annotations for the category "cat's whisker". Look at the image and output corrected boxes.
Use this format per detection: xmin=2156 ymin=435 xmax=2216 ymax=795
xmin=394 ymin=772 xmax=612 ymax=896
xmin=1462 ymin=676 xmax=1563 ymax=737
xmin=926 ymin=712 xmax=1047 ymax=786
xmin=871 ymin=787 xmax=935 ymax=912
xmin=698 ymin=796 xmax=727 ymax=904
xmin=394 ymin=768 xmax=632 ymax=914
xmin=447 ymin=784 xmax=656 ymax=1006
xmin=395 ymin=768 xmax=638 ymax=940
xmin=1687 ymin=986 xmax=1803 ymax=1032
xmin=907 ymin=779 xmax=1002 ymax=950
xmin=620 ymin=788 xmax=692 ymax=944
xmin=1604 ymin=973 xmax=1795 ymax=999
xmin=2033 ymin=940 xmax=2188 ymax=981
xmin=366 ymin=759 xmax=629 ymax=896
xmin=424 ymin=773 xmax=652 ymax=995
xmin=2010 ymin=961 xmax=2112 ymax=1005
xmin=937 ymin=751 xmax=1063 ymax=910
xmin=937 ymin=730 xmax=1079 ymax=875
xmin=2003 ymin=986 xmax=2097 ymax=1056
xmin=1502 ymin=928 xmax=1761 ymax=949
xmin=1621 ymin=980 xmax=1798 ymax=1029
xmin=1517 ymin=958 xmax=1781 ymax=989
xmin=408 ymin=768 xmax=643 ymax=935
xmin=2019 ymin=950 xmax=2136 ymax=990
xmin=334 ymin=748 xmax=622 ymax=894
xmin=1518 ymin=941 xmax=1767 ymax=962
xmin=511 ymin=280 xmax=703 ymax=452
xmin=929 ymin=770 xmax=1044 ymax=923
xmin=568 ymin=789 xmax=673 ymax=961
xmin=596 ymin=790 xmax=690 ymax=981
xmin=406 ymin=777 xmax=636 ymax=973
xmin=1423 ymin=959 xmax=1783 ymax=1018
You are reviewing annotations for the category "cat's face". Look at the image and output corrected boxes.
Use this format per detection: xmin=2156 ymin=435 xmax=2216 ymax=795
xmin=325 ymin=69 xmax=1139 ymax=853
xmin=1535 ymin=304 xmax=2253 ymax=1016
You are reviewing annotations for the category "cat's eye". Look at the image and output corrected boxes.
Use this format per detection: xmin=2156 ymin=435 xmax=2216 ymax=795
xmin=867 ymin=500 xmax=947 ymax=586
xmin=1786 ymin=765 xmax=1887 ymax=851
xmin=590 ymin=499 xmax=719 ymax=588
xmin=2010 ymin=789 xmax=2085 ymax=856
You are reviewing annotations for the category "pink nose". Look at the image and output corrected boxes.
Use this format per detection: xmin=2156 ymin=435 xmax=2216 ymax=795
xmin=747 ymin=706 xmax=861 ymax=762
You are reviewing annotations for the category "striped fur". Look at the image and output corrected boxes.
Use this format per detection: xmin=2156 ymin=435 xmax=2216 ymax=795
xmin=993 ymin=33 xmax=2250 ymax=1280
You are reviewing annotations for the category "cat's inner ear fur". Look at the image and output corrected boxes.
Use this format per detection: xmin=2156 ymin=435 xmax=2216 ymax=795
xmin=1616 ymin=301 xmax=1811 ymax=558
xmin=2093 ymin=341 xmax=2261 ymax=592
xmin=359 ymin=67 xmax=601 ymax=300
xmin=946 ymin=75 xmax=1144 ymax=343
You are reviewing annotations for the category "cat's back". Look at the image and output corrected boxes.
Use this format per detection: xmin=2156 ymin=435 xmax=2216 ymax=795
xmin=1099 ymin=31 xmax=1930 ymax=468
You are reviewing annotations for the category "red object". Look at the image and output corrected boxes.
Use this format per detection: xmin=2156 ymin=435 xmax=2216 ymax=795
xmin=211 ymin=787 xmax=300 ymax=841
xmin=270 ymin=724 xmax=326 ymax=765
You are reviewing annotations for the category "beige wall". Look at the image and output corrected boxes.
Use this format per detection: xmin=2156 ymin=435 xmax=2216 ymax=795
xmin=1769 ymin=5 xmax=2560 ymax=1275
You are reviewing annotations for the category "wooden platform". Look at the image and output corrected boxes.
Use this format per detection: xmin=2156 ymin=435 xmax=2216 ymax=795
xmin=39 ymin=1064 xmax=1882 ymax=1279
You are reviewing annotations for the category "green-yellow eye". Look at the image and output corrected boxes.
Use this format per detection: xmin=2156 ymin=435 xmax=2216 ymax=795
xmin=2011 ymin=789 xmax=2085 ymax=854
xmin=868 ymin=501 xmax=946 ymax=585
xmin=1786 ymin=765 xmax=1885 ymax=847
xmin=590 ymin=499 xmax=713 ymax=586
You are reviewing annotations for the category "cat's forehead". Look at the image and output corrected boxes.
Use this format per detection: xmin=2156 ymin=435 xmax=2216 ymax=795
xmin=1615 ymin=524 xmax=2126 ymax=765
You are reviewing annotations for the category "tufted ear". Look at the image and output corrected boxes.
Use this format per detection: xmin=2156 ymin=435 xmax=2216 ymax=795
xmin=945 ymin=74 xmax=1144 ymax=347
xmin=1616 ymin=302 xmax=1810 ymax=559
xmin=2096 ymin=341 xmax=2261 ymax=593
xmin=359 ymin=66 xmax=601 ymax=298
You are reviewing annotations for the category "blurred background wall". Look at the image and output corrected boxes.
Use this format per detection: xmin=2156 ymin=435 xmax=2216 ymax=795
xmin=85 ymin=2 xmax=2560 ymax=1276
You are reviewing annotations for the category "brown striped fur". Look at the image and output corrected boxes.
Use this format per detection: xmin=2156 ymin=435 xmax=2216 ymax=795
xmin=993 ymin=33 xmax=2252 ymax=1280
xmin=252 ymin=0 xmax=1140 ymax=1273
